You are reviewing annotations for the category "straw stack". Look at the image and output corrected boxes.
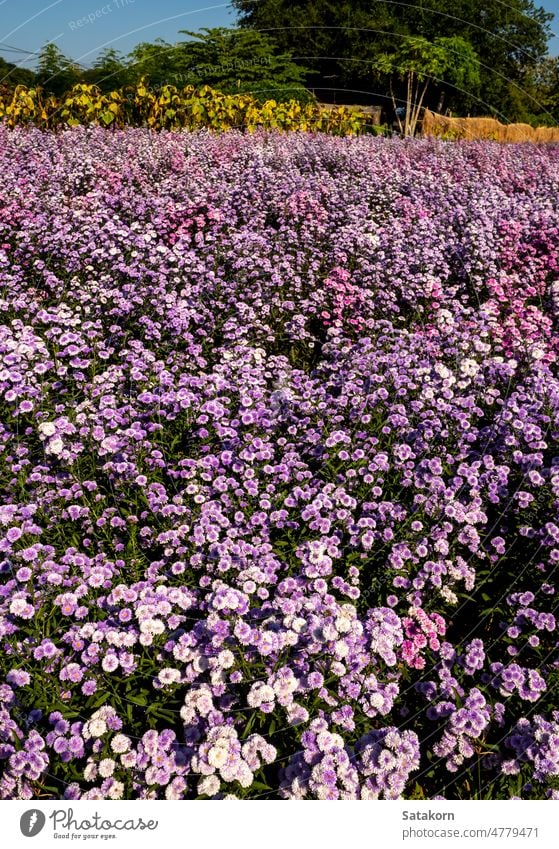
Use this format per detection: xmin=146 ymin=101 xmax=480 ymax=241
xmin=421 ymin=109 xmax=559 ymax=143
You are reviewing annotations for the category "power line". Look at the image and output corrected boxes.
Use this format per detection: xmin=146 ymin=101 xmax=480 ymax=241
xmin=0 ymin=42 xmax=40 ymax=56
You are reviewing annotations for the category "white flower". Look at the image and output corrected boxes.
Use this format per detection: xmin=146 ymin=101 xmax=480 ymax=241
xmin=440 ymin=586 xmax=458 ymax=605
xmin=180 ymin=705 xmax=195 ymax=723
xmin=101 ymin=654 xmax=119 ymax=672
xmin=100 ymin=436 xmax=118 ymax=453
xmin=83 ymin=761 xmax=98 ymax=781
xmin=369 ymin=692 xmax=385 ymax=710
xmin=158 ymin=667 xmax=181 ymax=685
xmin=207 ymin=745 xmax=229 ymax=769
xmin=83 ymin=789 xmax=104 ymax=800
xmin=308 ymin=543 xmax=328 ymax=565
xmin=235 ymin=762 xmax=254 ymax=788
xmin=87 ymin=718 xmax=107 ymax=738
xmin=107 ymin=780 xmax=124 ymax=799
xmin=196 ymin=693 xmax=214 ymax=715
xmin=434 ymin=362 xmax=452 ymax=379
xmin=286 ymin=703 xmax=309 ymax=725
xmin=9 ymin=598 xmax=27 ymax=616
xmin=192 ymin=654 xmax=209 ymax=673
xmin=38 ymin=421 xmax=56 ymax=438
xmin=316 ymin=730 xmax=344 ymax=753
xmin=98 ymin=758 xmax=116 ymax=778
xmin=218 ymin=650 xmax=235 ymax=669
xmin=139 ymin=617 xmax=165 ymax=635
xmin=110 ymin=734 xmax=131 ymax=754
xmin=198 ymin=775 xmax=220 ymax=796
xmin=335 ymin=605 xmax=355 ymax=633
xmin=322 ymin=623 xmax=338 ymax=641
xmin=210 ymin=669 xmax=227 ymax=686
xmin=364 ymin=232 xmax=380 ymax=247
xmin=271 ymin=671 xmax=298 ymax=695
xmin=335 ymin=640 xmax=349 ymax=658
xmin=145 ymin=766 xmax=161 ymax=785
xmin=529 ymin=344 xmax=546 ymax=361
xmin=459 ymin=358 xmax=479 ymax=378
xmin=435 ymin=309 xmax=454 ymax=328
xmin=46 ymin=437 xmax=64 ymax=456
xmin=316 ymin=784 xmax=335 ymax=800
xmin=247 ymin=682 xmax=275 ymax=708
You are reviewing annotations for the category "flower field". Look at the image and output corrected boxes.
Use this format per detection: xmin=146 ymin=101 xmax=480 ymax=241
xmin=1 ymin=126 xmax=559 ymax=801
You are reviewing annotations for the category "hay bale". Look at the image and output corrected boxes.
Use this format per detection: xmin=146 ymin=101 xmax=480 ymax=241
xmin=422 ymin=109 xmax=464 ymax=138
xmin=534 ymin=126 xmax=552 ymax=143
xmin=421 ymin=109 xmax=558 ymax=144
xmin=534 ymin=126 xmax=559 ymax=144
xmin=421 ymin=109 xmax=443 ymax=137
xmin=503 ymin=123 xmax=536 ymax=143
xmin=421 ymin=109 xmax=438 ymax=136
xmin=423 ymin=111 xmax=503 ymax=140
xmin=454 ymin=118 xmax=469 ymax=139
xmin=463 ymin=117 xmax=501 ymax=140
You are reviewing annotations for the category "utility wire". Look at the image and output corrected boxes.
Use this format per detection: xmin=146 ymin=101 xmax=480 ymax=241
xmin=0 ymin=41 xmax=40 ymax=56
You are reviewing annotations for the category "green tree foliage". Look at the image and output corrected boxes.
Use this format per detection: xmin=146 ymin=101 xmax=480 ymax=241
xmin=524 ymin=56 xmax=559 ymax=124
xmin=127 ymin=39 xmax=181 ymax=88
xmin=393 ymin=0 xmax=553 ymax=119
xmin=231 ymin=0 xmax=398 ymax=100
xmin=126 ymin=29 xmax=311 ymax=103
xmin=36 ymin=43 xmax=81 ymax=96
xmin=231 ymin=0 xmax=553 ymax=118
xmin=0 ymin=57 xmax=35 ymax=89
xmin=83 ymin=49 xmax=131 ymax=92
xmin=373 ymin=35 xmax=480 ymax=135
xmin=175 ymin=28 xmax=312 ymax=102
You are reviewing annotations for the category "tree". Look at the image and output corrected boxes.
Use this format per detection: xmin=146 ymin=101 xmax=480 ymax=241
xmin=36 ymin=43 xmax=81 ymax=95
xmin=231 ymin=0 xmax=553 ymax=118
xmin=525 ymin=56 xmax=559 ymax=124
xmin=127 ymin=39 xmax=181 ymax=88
xmin=373 ymin=36 xmax=480 ymax=135
xmin=125 ymin=28 xmax=311 ymax=102
xmin=232 ymin=0 xmax=400 ymax=102
xmin=0 ymin=57 xmax=35 ymax=89
xmin=84 ymin=49 xmax=130 ymax=92
xmin=390 ymin=0 xmax=552 ymax=118
xmin=175 ymin=28 xmax=311 ymax=101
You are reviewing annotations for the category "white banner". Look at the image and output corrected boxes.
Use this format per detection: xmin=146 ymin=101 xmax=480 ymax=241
xmin=2 ymin=800 xmax=558 ymax=849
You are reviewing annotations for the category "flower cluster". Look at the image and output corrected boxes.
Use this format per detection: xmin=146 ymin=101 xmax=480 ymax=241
xmin=400 ymin=607 xmax=446 ymax=670
xmin=431 ymin=688 xmax=491 ymax=773
xmin=280 ymin=718 xmax=360 ymax=799
xmin=354 ymin=727 xmax=421 ymax=799
xmin=503 ymin=714 xmax=559 ymax=783
xmin=0 ymin=127 xmax=558 ymax=799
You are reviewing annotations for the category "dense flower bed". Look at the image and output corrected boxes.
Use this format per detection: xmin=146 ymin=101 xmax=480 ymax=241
xmin=1 ymin=127 xmax=559 ymax=800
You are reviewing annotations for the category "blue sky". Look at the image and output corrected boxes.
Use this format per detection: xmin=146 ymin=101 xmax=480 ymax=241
xmin=0 ymin=0 xmax=558 ymax=69
xmin=0 ymin=0 xmax=234 ymax=67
